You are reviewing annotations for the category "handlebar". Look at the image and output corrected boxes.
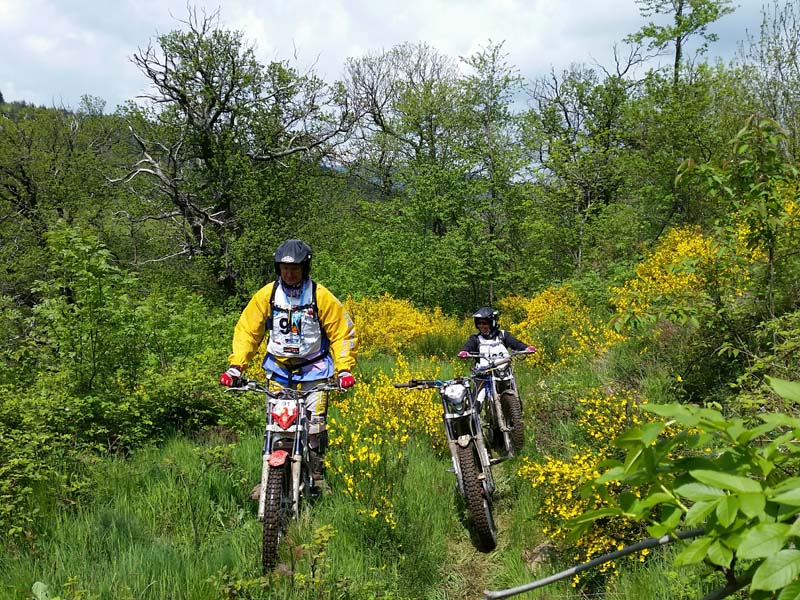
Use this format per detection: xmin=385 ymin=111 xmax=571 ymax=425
xmin=394 ymin=376 xmax=473 ymax=390
xmin=394 ymin=379 xmax=440 ymax=389
xmin=459 ymin=349 xmax=534 ymax=375
xmin=460 ymin=349 xmax=535 ymax=360
xmin=225 ymin=378 xmax=346 ymax=396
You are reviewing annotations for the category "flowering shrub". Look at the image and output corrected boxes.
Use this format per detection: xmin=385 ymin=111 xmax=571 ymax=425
xmin=517 ymin=387 xmax=648 ymax=585
xmin=499 ymin=287 xmax=624 ymax=372
xmin=610 ymin=226 xmax=751 ymax=329
xmin=344 ymin=294 xmax=470 ymax=358
xmin=782 ymin=181 xmax=800 ymax=227
xmin=327 ymin=355 xmax=443 ymax=529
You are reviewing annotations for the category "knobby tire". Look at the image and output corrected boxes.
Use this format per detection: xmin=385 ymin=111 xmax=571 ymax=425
xmin=500 ymin=390 xmax=524 ymax=454
xmin=456 ymin=443 xmax=497 ymax=551
xmin=262 ymin=464 xmax=289 ymax=573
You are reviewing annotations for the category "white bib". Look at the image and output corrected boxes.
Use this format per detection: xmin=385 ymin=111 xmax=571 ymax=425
xmin=267 ymin=283 xmax=324 ymax=358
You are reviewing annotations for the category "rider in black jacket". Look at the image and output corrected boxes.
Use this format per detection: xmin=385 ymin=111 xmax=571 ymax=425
xmin=458 ymin=307 xmax=535 ymax=402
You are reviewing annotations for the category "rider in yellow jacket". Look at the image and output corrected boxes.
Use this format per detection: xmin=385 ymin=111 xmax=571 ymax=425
xmin=219 ymin=239 xmax=357 ymax=491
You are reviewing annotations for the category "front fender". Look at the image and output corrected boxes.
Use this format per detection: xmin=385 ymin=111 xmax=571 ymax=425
xmin=268 ymin=449 xmax=290 ymax=467
xmin=456 ymin=434 xmax=473 ymax=448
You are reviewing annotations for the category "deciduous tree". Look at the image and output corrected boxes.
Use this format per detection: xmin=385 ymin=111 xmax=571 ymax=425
xmin=626 ymin=0 xmax=735 ymax=85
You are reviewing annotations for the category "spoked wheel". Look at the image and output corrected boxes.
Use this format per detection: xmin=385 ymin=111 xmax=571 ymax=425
xmin=262 ymin=464 xmax=290 ymax=573
xmin=500 ymin=391 xmax=524 ymax=455
xmin=456 ymin=443 xmax=497 ymax=551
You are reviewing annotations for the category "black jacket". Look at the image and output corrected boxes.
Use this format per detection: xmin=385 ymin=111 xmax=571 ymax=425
xmin=460 ymin=330 xmax=529 ymax=353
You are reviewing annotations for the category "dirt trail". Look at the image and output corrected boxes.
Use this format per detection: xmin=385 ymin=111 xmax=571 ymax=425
xmin=438 ymin=460 xmax=527 ymax=600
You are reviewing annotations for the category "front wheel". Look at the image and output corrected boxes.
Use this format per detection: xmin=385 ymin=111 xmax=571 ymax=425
xmin=500 ymin=391 xmax=524 ymax=455
xmin=262 ymin=464 xmax=290 ymax=573
xmin=456 ymin=443 xmax=497 ymax=551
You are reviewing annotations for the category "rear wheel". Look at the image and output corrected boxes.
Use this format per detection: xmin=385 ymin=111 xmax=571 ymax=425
xmin=501 ymin=391 xmax=524 ymax=455
xmin=262 ymin=464 xmax=290 ymax=573
xmin=456 ymin=443 xmax=496 ymax=551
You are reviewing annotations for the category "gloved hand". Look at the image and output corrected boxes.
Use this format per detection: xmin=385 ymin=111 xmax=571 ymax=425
xmin=526 ymin=346 xmax=537 ymax=353
xmin=219 ymin=365 xmax=243 ymax=387
xmin=457 ymin=351 xmax=469 ymax=359
xmin=338 ymin=371 xmax=355 ymax=389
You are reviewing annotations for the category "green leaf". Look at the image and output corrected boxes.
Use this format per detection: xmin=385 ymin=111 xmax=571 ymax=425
xmin=690 ymin=470 xmax=762 ymax=493
xmin=596 ymin=465 xmax=626 ymax=484
xmin=771 ymin=486 xmax=800 ymax=507
xmin=738 ymin=492 xmax=767 ymax=518
xmin=776 ymin=581 xmax=800 ymax=600
xmin=707 ymin=539 xmax=733 ymax=568
xmin=614 ymin=422 xmax=666 ymax=448
xmin=751 ymin=550 xmax=800 ymax=591
xmin=716 ymin=495 xmax=739 ymax=528
xmin=675 ymin=482 xmax=726 ymax=502
xmin=789 ymin=519 xmax=800 ymax=537
xmin=737 ymin=422 xmax=779 ymax=445
xmin=662 ymin=504 xmax=683 ymax=529
xmin=638 ymin=492 xmax=676 ymax=510
xmin=767 ymin=376 xmax=800 ymax=403
xmin=738 ymin=523 xmax=792 ymax=559
xmin=685 ymin=500 xmax=717 ymax=526
xmin=567 ymin=507 xmax=621 ymax=525
xmin=644 ymin=403 xmax=700 ymax=426
xmin=760 ymin=413 xmax=800 ymax=431
xmin=675 ymin=536 xmax=713 ymax=566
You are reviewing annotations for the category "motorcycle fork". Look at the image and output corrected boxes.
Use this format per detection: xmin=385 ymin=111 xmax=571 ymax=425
xmin=487 ymin=377 xmax=507 ymax=431
xmin=472 ymin=414 xmax=495 ymax=495
xmin=290 ymin=401 xmax=306 ymax=518
xmin=258 ymin=406 xmax=274 ymax=521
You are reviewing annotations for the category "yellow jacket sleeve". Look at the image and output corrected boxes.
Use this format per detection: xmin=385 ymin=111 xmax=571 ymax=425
xmin=315 ymin=283 xmax=358 ymax=374
xmin=227 ymin=282 xmax=274 ymax=368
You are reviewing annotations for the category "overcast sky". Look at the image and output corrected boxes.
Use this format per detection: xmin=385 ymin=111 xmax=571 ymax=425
xmin=1 ymin=0 xmax=765 ymax=112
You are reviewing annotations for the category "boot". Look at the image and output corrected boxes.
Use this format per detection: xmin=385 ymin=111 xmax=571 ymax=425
xmin=308 ymin=431 xmax=329 ymax=494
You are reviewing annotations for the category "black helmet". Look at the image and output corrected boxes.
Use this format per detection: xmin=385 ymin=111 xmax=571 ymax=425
xmin=274 ymin=239 xmax=312 ymax=278
xmin=472 ymin=307 xmax=499 ymax=332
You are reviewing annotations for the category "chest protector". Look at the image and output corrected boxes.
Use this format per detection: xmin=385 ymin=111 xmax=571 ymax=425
xmin=476 ymin=332 xmax=510 ymax=368
xmin=266 ymin=281 xmax=326 ymax=360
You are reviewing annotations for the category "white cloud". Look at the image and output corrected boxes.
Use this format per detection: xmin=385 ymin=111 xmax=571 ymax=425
xmin=0 ymin=0 xmax=764 ymax=111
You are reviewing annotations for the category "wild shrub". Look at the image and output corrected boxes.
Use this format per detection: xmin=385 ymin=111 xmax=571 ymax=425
xmin=517 ymin=387 xmax=651 ymax=586
xmin=610 ymin=225 xmax=751 ymax=330
xmin=0 ymin=228 xmax=253 ymax=545
xmin=327 ymin=355 xmax=443 ymax=534
xmin=343 ymin=293 xmax=470 ymax=358
xmin=730 ymin=308 xmax=800 ymax=416
xmin=609 ymin=225 xmax=758 ymax=400
xmin=0 ymin=383 xmax=98 ymax=546
xmin=576 ymin=382 xmax=800 ymax=600
xmin=500 ymin=287 xmax=624 ymax=372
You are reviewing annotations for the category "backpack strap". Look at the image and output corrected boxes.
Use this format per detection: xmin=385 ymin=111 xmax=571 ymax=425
xmin=311 ymin=280 xmax=318 ymax=316
xmin=265 ymin=280 xmax=279 ymax=331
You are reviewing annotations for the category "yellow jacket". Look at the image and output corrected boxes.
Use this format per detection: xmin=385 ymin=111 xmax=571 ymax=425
xmin=228 ymin=280 xmax=357 ymax=374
